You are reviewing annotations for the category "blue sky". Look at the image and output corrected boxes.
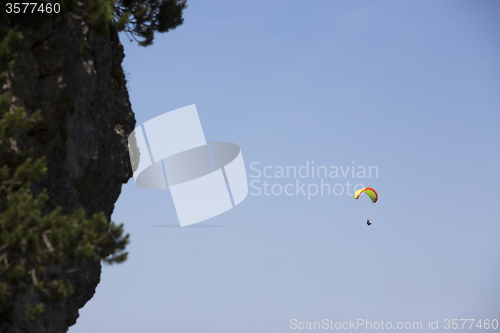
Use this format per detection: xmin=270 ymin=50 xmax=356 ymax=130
xmin=69 ymin=1 xmax=500 ymax=332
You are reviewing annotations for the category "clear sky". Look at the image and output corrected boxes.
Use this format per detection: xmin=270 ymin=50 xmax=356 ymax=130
xmin=69 ymin=1 xmax=500 ymax=332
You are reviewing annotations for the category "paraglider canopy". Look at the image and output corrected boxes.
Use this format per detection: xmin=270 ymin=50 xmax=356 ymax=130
xmin=354 ymin=187 xmax=378 ymax=203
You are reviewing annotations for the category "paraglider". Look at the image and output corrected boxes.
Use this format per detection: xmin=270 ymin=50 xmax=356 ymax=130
xmin=354 ymin=187 xmax=378 ymax=226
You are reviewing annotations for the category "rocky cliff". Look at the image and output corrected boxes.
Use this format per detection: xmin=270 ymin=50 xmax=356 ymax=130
xmin=1 ymin=4 xmax=135 ymax=332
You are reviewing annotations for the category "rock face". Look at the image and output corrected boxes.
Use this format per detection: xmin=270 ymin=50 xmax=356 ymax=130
xmin=1 ymin=6 xmax=135 ymax=333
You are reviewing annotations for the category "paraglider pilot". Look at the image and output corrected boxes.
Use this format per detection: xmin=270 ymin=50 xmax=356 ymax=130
xmin=354 ymin=187 xmax=378 ymax=227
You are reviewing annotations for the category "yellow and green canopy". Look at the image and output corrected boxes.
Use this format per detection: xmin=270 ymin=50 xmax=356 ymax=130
xmin=354 ymin=187 xmax=378 ymax=203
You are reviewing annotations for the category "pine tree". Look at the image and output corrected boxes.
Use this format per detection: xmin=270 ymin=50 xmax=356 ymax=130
xmin=114 ymin=0 xmax=187 ymax=46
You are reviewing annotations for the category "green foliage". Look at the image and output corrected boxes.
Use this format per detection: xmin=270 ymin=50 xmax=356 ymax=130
xmin=0 ymin=30 xmax=23 ymax=79
xmin=60 ymin=0 xmax=187 ymax=46
xmin=82 ymin=0 xmax=116 ymax=33
xmin=114 ymin=0 xmax=187 ymax=46
xmin=25 ymin=302 xmax=44 ymax=320
xmin=0 ymin=29 xmax=129 ymax=319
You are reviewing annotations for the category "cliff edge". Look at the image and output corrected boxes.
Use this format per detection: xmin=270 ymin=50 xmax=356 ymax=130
xmin=1 ymin=4 xmax=135 ymax=332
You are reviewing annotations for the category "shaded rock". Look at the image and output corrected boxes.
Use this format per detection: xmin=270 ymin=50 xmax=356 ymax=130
xmin=1 ymin=5 xmax=135 ymax=333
